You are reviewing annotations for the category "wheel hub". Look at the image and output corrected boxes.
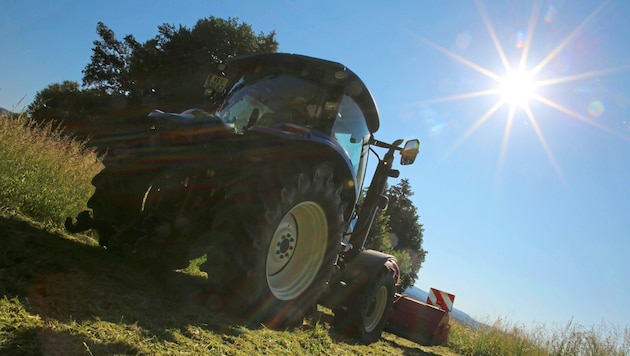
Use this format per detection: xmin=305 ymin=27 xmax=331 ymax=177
xmin=276 ymin=232 xmax=295 ymax=258
xmin=266 ymin=201 xmax=328 ymax=301
xmin=268 ymin=215 xmax=299 ymax=275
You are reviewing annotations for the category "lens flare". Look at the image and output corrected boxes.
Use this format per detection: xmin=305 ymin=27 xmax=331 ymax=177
xmin=455 ymin=32 xmax=472 ymax=50
xmin=515 ymin=30 xmax=527 ymax=49
xmin=544 ymin=4 xmax=557 ymax=23
xmin=587 ymin=100 xmax=604 ymax=117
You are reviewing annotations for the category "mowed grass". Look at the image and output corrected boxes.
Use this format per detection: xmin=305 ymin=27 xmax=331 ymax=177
xmin=0 ymin=214 xmax=453 ymax=355
xmin=1 ymin=111 xmax=629 ymax=355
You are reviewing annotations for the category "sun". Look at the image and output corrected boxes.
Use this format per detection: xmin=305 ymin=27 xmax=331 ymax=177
xmin=411 ymin=0 xmax=628 ymax=183
xmin=497 ymin=68 xmax=537 ymax=108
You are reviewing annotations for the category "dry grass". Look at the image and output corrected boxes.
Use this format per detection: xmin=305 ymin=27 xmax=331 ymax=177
xmin=0 ymin=113 xmax=102 ymax=226
xmin=448 ymin=316 xmax=629 ymax=355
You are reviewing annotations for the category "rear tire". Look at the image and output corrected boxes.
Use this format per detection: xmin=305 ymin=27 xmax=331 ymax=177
xmin=202 ymin=164 xmax=345 ymax=328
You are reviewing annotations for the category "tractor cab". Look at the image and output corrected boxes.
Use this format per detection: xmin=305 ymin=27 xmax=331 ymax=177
xmin=204 ymin=53 xmax=379 ymax=189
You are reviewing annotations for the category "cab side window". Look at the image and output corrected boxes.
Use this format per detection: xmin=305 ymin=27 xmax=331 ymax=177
xmin=332 ymin=95 xmax=370 ymax=182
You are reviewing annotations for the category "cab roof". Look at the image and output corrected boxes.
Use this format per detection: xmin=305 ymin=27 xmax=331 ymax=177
xmin=226 ymin=53 xmax=380 ymax=133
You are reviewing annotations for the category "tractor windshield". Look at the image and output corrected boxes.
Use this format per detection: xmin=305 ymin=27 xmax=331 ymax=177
xmin=210 ymin=70 xmax=330 ymax=134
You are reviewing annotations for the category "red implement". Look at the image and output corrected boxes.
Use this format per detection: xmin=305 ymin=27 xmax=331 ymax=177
xmin=386 ymin=293 xmax=452 ymax=346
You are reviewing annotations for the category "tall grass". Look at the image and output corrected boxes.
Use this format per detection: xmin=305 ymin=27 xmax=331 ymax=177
xmin=537 ymin=319 xmax=630 ymax=356
xmin=448 ymin=316 xmax=630 ymax=356
xmin=0 ymin=113 xmax=102 ymax=226
xmin=449 ymin=317 xmax=547 ymax=355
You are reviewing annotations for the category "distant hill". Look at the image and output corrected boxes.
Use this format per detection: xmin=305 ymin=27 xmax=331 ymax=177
xmin=404 ymin=286 xmax=485 ymax=328
xmin=0 ymin=107 xmax=8 ymax=114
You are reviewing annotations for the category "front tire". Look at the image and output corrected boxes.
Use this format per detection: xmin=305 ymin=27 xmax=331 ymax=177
xmin=202 ymin=164 xmax=345 ymax=328
xmin=335 ymin=267 xmax=396 ymax=344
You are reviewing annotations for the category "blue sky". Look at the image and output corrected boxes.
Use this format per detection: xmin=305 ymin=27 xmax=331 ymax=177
xmin=2 ymin=0 xmax=630 ymax=329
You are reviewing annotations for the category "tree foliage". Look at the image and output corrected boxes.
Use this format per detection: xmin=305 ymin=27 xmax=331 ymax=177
xmin=27 ymin=80 xmax=135 ymax=142
xmin=363 ymin=178 xmax=427 ymax=291
xmin=27 ymin=81 xmax=108 ymax=131
xmin=81 ymin=22 xmax=135 ymax=95
xmin=82 ymin=17 xmax=278 ymax=111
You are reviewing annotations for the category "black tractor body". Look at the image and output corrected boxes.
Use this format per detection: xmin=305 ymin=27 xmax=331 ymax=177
xmin=66 ymin=53 xmax=420 ymax=343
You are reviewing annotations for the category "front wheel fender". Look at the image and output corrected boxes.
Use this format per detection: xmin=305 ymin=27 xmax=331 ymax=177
xmin=321 ymin=249 xmax=398 ymax=310
xmin=342 ymin=249 xmax=398 ymax=288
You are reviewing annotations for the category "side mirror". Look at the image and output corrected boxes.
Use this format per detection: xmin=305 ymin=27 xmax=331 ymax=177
xmin=400 ymin=139 xmax=420 ymax=165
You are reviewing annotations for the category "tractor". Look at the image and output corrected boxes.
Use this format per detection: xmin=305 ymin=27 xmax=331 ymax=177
xmin=66 ymin=52 xmax=422 ymax=343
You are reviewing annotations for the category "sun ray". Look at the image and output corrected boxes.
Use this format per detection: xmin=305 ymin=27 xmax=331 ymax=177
xmin=523 ymin=105 xmax=566 ymax=184
xmin=531 ymin=93 xmax=629 ymax=140
xmin=519 ymin=0 xmax=542 ymax=69
xmin=420 ymin=88 xmax=499 ymax=104
xmin=408 ymin=32 xmax=503 ymax=82
xmin=497 ymin=104 xmax=516 ymax=174
xmin=475 ymin=0 xmax=512 ymax=72
xmin=444 ymin=99 xmax=505 ymax=158
xmin=493 ymin=104 xmax=517 ymax=189
xmin=530 ymin=2 xmax=609 ymax=77
xmin=536 ymin=65 xmax=630 ymax=87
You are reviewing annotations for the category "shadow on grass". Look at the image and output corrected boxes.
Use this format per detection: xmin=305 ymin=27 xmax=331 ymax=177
xmin=3 ymin=325 xmax=143 ymax=356
xmin=0 ymin=216 xmax=242 ymax=353
xmin=306 ymin=298 xmax=436 ymax=355
xmin=0 ymin=216 xmax=438 ymax=355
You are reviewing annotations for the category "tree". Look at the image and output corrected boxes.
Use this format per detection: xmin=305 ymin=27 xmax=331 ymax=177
xmin=82 ymin=22 xmax=136 ymax=95
xmin=82 ymin=17 xmax=278 ymax=111
xmin=28 ymin=81 xmax=98 ymax=125
xmin=362 ymin=178 xmax=427 ymax=291
xmin=384 ymin=178 xmax=427 ymax=289
xmin=27 ymin=80 xmax=129 ymax=140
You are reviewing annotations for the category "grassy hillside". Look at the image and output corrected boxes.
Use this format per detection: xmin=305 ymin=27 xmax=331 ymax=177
xmin=0 ymin=213 xmax=459 ymax=355
xmin=1 ymin=112 xmax=628 ymax=355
